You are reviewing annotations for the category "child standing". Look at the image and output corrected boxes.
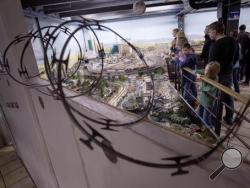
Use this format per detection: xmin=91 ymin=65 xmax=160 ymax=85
xmin=176 ymin=43 xmax=197 ymax=107
xmin=195 ymin=62 xmax=221 ymax=128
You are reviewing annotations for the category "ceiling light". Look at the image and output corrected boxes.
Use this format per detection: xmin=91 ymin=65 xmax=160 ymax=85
xmin=146 ymin=5 xmax=181 ymax=13
xmin=133 ymin=0 xmax=146 ymax=15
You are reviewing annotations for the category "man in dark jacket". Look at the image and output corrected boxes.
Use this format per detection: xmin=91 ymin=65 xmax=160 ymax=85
xmin=208 ymin=21 xmax=238 ymax=135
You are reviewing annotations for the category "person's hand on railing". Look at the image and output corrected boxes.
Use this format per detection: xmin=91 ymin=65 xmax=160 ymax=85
xmin=196 ymin=73 xmax=202 ymax=80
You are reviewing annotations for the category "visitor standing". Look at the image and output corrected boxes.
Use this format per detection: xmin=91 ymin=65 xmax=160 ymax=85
xmin=195 ymin=62 xmax=220 ymax=128
xmin=208 ymin=21 xmax=237 ymax=134
xmin=175 ymin=43 xmax=197 ymax=107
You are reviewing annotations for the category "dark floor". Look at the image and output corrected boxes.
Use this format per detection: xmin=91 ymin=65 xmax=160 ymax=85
xmin=0 ymin=146 xmax=35 ymax=188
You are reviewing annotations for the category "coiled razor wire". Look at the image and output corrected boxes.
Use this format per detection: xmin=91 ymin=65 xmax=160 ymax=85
xmin=1 ymin=17 xmax=250 ymax=175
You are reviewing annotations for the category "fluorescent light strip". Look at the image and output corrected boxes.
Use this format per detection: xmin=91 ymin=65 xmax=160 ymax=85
xmin=146 ymin=5 xmax=181 ymax=12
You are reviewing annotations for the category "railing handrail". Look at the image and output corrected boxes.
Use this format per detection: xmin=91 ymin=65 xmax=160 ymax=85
xmin=183 ymin=67 xmax=249 ymax=104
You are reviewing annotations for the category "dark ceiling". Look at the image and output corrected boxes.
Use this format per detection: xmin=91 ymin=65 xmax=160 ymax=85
xmin=21 ymin=0 xmax=185 ymax=21
xmin=21 ymin=0 xmax=220 ymax=21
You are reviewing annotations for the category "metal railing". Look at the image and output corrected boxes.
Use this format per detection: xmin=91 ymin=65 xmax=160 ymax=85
xmin=169 ymin=64 xmax=250 ymax=151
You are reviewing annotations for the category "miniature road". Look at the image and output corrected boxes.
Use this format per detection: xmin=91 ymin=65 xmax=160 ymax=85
xmin=108 ymin=83 xmax=127 ymax=106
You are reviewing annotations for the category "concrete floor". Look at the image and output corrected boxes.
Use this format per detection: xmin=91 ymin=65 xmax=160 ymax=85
xmin=0 ymin=146 xmax=35 ymax=188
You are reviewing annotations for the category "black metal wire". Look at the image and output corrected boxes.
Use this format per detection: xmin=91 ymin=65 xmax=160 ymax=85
xmin=53 ymin=19 xmax=250 ymax=169
xmin=2 ymin=25 xmax=85 ymax=97
xmin=40 ymin=19 xmax=155 ymax=126
xmin=2 ymin=17 xmax=250 ymax=172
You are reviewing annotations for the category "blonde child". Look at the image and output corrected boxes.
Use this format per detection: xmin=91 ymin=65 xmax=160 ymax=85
xmin=195 ymin=61 xmax=220 ymax=128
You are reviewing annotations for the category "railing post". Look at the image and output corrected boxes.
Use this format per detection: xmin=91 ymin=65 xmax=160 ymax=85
xmin=177 ymin=65 xmax=180 ymax=92
xmin=180 ymin=69 xmax=183 ymax=95
xmin=174 ymin=61 xmax=177 ymax=90
xmin=215 ymin=91 xmax=222 ymax=136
